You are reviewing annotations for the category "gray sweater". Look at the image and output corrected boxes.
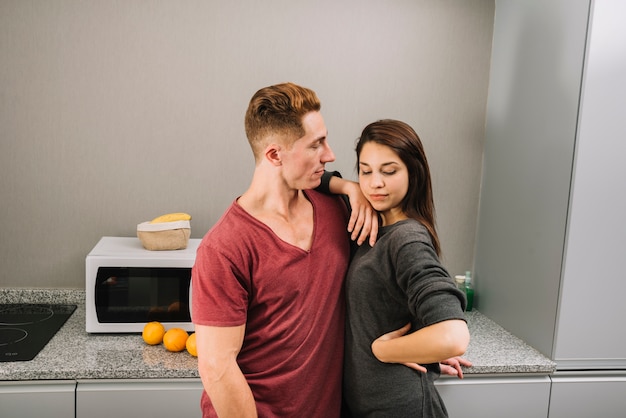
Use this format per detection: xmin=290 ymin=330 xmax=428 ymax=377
xmin=343 ymin=219 xmax=466 ymax=418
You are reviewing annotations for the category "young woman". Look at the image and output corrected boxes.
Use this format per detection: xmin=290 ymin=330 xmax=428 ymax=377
xmin=342 ymin=119 xmax=470 ymax=417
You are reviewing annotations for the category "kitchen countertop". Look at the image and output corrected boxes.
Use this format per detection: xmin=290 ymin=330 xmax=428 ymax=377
xmin=0 ymin=288 xmax=555 ymax=381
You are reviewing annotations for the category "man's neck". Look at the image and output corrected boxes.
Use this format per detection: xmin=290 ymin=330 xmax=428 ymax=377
xmin=237 ymin=170 xmax=314 ymax=250
xmin=238 ymin=169 xmax=304 ymax=217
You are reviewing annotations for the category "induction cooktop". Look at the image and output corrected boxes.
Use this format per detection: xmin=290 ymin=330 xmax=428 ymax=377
xmin=0 ymin=303 xmax=76 ymax=362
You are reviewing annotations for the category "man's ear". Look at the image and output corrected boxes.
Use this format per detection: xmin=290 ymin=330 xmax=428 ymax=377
xmin=264 ymin=143 xmax=282 ymax=166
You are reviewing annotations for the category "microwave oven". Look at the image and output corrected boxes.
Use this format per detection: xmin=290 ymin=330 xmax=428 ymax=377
xmin=85 ymin=236 xmax=201 ymax=333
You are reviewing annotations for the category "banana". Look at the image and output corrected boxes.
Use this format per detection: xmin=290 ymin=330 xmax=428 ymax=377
xmin=150 ymin=212 xmax=192 ymax=223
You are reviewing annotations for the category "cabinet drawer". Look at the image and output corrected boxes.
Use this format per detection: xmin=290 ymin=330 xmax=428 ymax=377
xmin=76 ymin=378 xmax=203 ymax=418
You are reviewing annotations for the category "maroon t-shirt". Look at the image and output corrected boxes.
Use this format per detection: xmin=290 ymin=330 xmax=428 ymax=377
xmin=192 ymin=190 xmax=350 ymax=417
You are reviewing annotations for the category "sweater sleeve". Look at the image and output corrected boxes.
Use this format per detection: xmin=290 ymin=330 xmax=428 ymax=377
xmin=316 ymin=170 xmax=342 ymax=194
xmin=392 ymin=226 xmax=467 ymax=327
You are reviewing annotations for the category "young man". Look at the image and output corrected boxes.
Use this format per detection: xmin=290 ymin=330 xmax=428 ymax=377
xmin=192 ymin=82 xmax=374 ymax=417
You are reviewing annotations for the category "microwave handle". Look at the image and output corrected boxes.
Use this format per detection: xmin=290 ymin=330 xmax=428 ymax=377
xmin=188 ymin=278 xmax=193 ymax=323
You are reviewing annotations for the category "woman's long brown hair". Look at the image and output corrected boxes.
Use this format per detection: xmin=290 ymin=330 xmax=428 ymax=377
xmin=356 ymin=119 xmax=441 ymax=256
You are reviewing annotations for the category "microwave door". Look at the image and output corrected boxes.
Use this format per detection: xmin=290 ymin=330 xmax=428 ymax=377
xmin=93 ymin=267 xmax=191 ymax=327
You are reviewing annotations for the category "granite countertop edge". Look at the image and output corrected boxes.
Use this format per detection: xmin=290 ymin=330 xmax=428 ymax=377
xmin=0 ymin=288 xmax=556 ymax=381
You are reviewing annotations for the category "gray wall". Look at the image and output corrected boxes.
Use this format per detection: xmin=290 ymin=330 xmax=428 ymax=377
xmin=474 ymin=0 xmax=590 ymax=357
xmin=0 ymin=0 xmax=494 ymax=289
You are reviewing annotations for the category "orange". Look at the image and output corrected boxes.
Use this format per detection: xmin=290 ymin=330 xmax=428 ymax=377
xmin=163 ymin=328 xmax=189 ymax=352
xmin=186 ymin=332 xmax=197 ymax=357
xmin=142 ymin=321 xmax=165 ymax=345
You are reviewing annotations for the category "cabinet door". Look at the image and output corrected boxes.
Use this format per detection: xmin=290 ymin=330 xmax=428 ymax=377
xmin=436 ymin=375 xmax=551 ymax=418
xmin=549 ymin=373 xmax=626 ymax=418
xmin=0 ymin=380 xmax=76 ymax=418
xmin=554 ymin=0 xmax=626 ymax=368
xmin=76 ymin=378 xmax=203 ymax=418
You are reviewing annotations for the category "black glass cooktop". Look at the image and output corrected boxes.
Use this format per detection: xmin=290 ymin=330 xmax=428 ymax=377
xmin=0 ymin=303 xmax=76 ymax=362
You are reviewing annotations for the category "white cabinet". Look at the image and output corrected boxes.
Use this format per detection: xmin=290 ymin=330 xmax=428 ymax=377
xmin=476 ymin=0 xmax=626 ymax=368
xmin=552 ymin=0 xmax=626 ymax=369
xmin=475 ymin=1 xmax=626 ymax=413
xmin=76 ymin=378 xmax=203 ymax=418
xmin=436 ymin=375 xmax=551 ymax=418
xmin=548 ymin=372 xmax=626 ymax=418
xmin=0 ymin=380 xmax=76 ymax=418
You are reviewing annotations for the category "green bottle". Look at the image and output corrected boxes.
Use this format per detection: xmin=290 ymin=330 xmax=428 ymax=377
xmin=454 ymin=275 xmax=466 ymax=292
xmin=464 ymin=270 xmax=474 ymax=312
